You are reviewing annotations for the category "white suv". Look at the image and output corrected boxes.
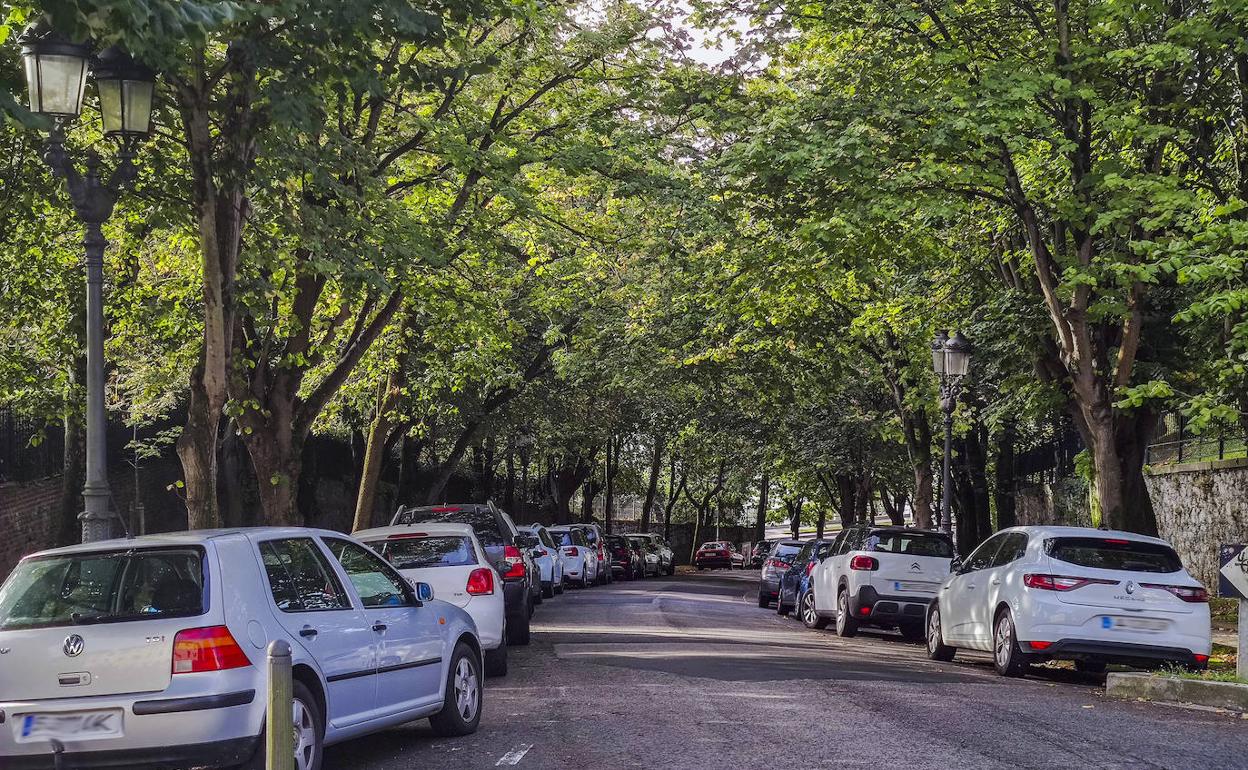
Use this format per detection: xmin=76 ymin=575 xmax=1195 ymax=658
xmin=812 ymin=526 xmax=955 ymax=640
xmin=926 ymin=526 xmax=1212 ymax=676
xmin=0 ymin=528 xmax=482 ymax=769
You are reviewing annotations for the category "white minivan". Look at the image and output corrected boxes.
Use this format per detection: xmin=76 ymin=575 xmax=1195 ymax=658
xmin=0 ymin=528 xmax=482 ymax=770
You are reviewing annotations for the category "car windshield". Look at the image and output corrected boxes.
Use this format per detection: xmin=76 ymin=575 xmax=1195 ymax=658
xmin=0 ymin=548 xmax=204 ymax=631
xmin=369 ymin=536 xmax=476 ymax=569
xmin=1047 ymin=537 xmax=1183 ymax=573
xmin=866 ymin=532 xmax=954 ymax=558
xmin=396 ymin=508 xmax=504 ymax=547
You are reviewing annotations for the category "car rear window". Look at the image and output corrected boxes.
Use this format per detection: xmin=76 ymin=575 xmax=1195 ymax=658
xmin=551 ymin=530 xmax=576 ymax=547
xmin=396 ymin=508 xmax=504 ymax=547
xmin=0 ymin=548 xmax=205 ymax=631
xmin=699 ymin=542 xmax=725 ymax=550
xmin=771 ymin=543 xmax=802 ymax=561
xmin=866 ymin=532 xmax=954 ymax=558
xmin=369 ymin=536 xmax=477 ymax=569
xmin=1047 ymin=537 xmax=1183 ymax=573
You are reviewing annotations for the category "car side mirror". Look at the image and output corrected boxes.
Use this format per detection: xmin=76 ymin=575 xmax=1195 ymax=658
xmin=414 ymin=582 xmax=435 ymax=603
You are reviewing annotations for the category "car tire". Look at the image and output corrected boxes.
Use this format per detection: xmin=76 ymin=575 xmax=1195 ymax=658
xmin=899 ymin=621 xmax=925 ymax=643
xmin=1075 ymin=659 xmax=1107 ymax=675
xmin=992 ymin=610 xmax=1031 ymax=678
xmin=508 ymin=611 xmax=531 ymax=646
xmin=801 ymin=591 xmax=830 ymax=630
xmin=554 ymin=580 xmax=564 ymax=595
xmin=542 ymin=581 xmax=554 ymax=599
xmin=533 ymin=589 xmax=543 ymax=606
xmin=237 ymin=679 xmax=323 ymax=770
xmin=757 ymin=592 xmax=770 ymax=609
xmin=429 ymin=642 xmax=483 ymax=737
xmin=484 ymin=634 xmax=509 ymax=677
xmin=926 ymin=604 xmax=956 ymax=661
xmin=776 ymin=590 xmax=793 ymax=616
xmin=835 ymin=589 xmax=859 ymax=638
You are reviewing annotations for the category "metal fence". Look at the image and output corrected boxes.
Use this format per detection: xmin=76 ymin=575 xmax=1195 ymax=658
xmin=1146 ymin=415 xmax=1247 ymax=467
xmin=0 ymin=409 xmax=64 ymax=484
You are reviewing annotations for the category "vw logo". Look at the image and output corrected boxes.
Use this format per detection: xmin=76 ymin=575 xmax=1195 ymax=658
xmin=63 ymin=634 xmax=85 ymax=658
xmin=1125 ymin=581 xmax=1136 ymax=594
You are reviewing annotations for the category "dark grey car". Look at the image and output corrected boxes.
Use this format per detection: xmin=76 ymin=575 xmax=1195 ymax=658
xmin=757 ymin=539 xmax=803 ymax=608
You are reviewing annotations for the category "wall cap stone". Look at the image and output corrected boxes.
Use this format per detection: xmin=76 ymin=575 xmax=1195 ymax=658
xmin=1146 ymin=457 xmax=1248 ymax=477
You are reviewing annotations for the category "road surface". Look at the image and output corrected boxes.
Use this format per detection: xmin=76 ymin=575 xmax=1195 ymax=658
xmin=325 ymin=570 xmax=1246 ymax=769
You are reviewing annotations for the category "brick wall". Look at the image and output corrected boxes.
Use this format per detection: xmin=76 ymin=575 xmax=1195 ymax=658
xmin=0 ymin=476 xmax=63 ymax=579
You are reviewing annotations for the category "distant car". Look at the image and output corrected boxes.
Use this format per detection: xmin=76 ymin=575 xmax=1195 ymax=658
xmin=694 ymin=541 xmax=744 ymax=570
xmin=392 ymin=503 xmax=536 ymax=645
xmin=750 ymin=540 xmax=779 ymax=569
xmin=777 ymin=538 xmax=838 ymax=625
xmin=607 ymin=534 xmax=644 ymax=579
xmin=812 ymin=526 xmax=955 ymax=641
xmin=521 ymin=524 xmax=565 ymax=597
xmin=626 ymin=534 xmax=661 ymax=577
xmin=0 ymin=528 xmax=482 ymax=770
xmin=758 ymin=540 xmax=803 ymax=608
xmin=355 ymin=522 xmax=509 ymax=677
xmin=549 ymin=526 xmax=596 ymax=587
xmin=630 ymin=532 xmax=675 ymax=575
xmin=926 ymin=526 xmax=1212 ymax=677
xmin=569 ymin=524 xmax=612 ymax=585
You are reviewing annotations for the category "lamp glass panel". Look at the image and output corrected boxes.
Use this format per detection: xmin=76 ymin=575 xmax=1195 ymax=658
xmin=98 ymin=78 xmax=123 ymax=134
xmin=26 ymin=53 xmax=87 ymax=116
xmin=946 ymin=348 xmax=971 ymax=377
xmin=123 ymin=80 xmax=153 ymax=134
xmin=931 ymin=348 xmax=946 ymax=375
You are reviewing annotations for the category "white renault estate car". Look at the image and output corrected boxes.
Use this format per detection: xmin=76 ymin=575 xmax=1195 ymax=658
xmin=0 ymin=528 xmax=483 ymax=770
xmin=926 ymin=526 xmax=1212 ymax=676
xmin=355 ymin=523 xmax=508 ymax=677
xmin=548 ymin=526 xmax=597 ymax=587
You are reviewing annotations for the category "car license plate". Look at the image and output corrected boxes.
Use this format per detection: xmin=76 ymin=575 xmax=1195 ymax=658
xmin=1101 ymin=616 xmax=1167 ymax=632
xmin=893 ymin=580 xmax=936 ymax=593
xmin=15 ymin=710 xmax=123 ymax=743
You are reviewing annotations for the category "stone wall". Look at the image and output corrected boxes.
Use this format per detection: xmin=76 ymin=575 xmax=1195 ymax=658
xmin=1015 ymin=477 xmax=1093 ymax=528
xmin=1146 ymin=458 xmax=1248 ymax=590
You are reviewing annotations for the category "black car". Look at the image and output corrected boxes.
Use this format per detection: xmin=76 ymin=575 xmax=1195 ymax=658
xmin=392 ymin=502 xmax=536 ymax=645
xmin=757 ymin=539 xmax=802 ymax=607
xmin=607 ymin=534 xmax=644 ymax=579
xmin=777 ymin=538 xmax=838 ymax=619
xmin=750 ymin=539 xmax=780 ymax=569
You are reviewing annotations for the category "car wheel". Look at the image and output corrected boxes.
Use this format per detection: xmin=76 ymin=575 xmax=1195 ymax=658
xmin=776 ymin=590 xmax=794 ymax=616
xmin=1075 ymin=659 xmax=1107 ymax=675
xmin=508 ymin=611 xmax=531 ymax=646
xmin=554 ymin=580 xmax=564 ymax=595
xmin=757 ymin=592 xmax=770 ymax=609
xmin=429 ymin=642 xmax=483 ymax=737
xmin=238 ymin=679 xmax=323 ymax=770
xmin=926 ymin=604 xmax=956 ymax=661
xmin=835 ymin=589 xmax=858 ymax=638
xmin=542 ymin=581 xmax=554 ymax=599
xmin=992 ymin=610 xmax=1031 ymax=678
xmin=533 ymin=589 xmax=543 ymax=606
xmin=484 ymin=637 xmax=509 ymax=678
xmin=801 ymin=591 xmax=830 ymax=629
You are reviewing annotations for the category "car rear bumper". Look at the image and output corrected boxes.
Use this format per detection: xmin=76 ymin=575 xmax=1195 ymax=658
xmin=0 ymin=735 xmax=259 ymax=769
xmin=695 ymin=558 xmax=731 ymax=567
xmin=851 ymin=586 xmax=933 ymax=625
xmin=1029 ymin=638 xmax=1206 ymax=666
xmin=758 ymin=577 xmax=781 ymax=597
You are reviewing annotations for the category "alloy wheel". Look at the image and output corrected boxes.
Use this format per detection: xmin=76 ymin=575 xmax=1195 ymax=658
xmin=994 ymin=617 xmax=1012 ymax=667
xmin=292 ymin=697 xmax=316 ymax=770
xmin=927 ymin=609 xmax=941 ymax=653
xmin=802 ymin=593 xmax=817 ymax=626
xmin=454 ymin=656 xmax=480 ymax=722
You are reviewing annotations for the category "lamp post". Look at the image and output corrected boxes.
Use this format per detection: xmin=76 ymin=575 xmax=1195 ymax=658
xmin=20 ymin=21 xmax=156 ymax=543
xmin=931 ymin=330 xmax=972 ymax=534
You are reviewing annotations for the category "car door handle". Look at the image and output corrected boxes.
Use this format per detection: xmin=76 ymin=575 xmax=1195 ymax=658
xmin=966 ymin=584 xmax=976 ymax=590
xmin=372 ymin=623 xmax=388 ymax=633
xmin=299 ymin=627 xmax=318 ymax=638
xmin=990 ymin=579 xmax=1001 ymax=586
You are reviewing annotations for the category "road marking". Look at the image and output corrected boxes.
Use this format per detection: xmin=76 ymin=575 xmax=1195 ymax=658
xmin=496 ymin=743 xmax=534 ymax=766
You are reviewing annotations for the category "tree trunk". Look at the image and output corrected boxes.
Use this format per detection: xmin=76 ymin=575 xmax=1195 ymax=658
xmin=398 ymin=433 xmax=422 ymax=504
xmin=57 ymin=408 xmax=86 ymax=546
xmin=994 ymin=420 xmax=1017 ymax=530
xmin=177 ymin=375 xmax=222 ymax=530
xmin=353 ymin=374 xmax=402 ymax=532
xmin=754 ymin=471 xmax=769 ymax=541
xmin=641 ymin=435 xmax=664 ymax=533
xmin=907 ymin=413 xmax=935 ymax=530
xmin=604 ymin=436 xmax=622 ymax=533
xmin=815 ymin=504 xmax=827 ymax=539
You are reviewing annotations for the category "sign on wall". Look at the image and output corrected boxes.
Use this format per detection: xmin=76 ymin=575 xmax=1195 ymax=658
xmin=1218 ymin=544 xmax=1248 ymax=600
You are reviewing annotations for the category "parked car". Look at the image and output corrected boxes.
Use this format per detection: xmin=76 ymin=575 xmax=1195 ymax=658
xmin=0 ymin=528 xmax=482 ymax=770
xmin=607 ymin=534 xmax=644 ymax=579
xmin=750 ymin=539 xmax=780 ymax=569
xmin=520 ymin=524 xmax=565 ymax=597
xmin=626 ymin=534 xmax=661 ymax=577
xmin=549 ymin=526 xmax=597 ymax=587
xmin=694 ymin=541 xmax=745 ymax=570
xmin=392 ymin=503 xmax=536 ymax=645
xmin=925 ymin=526 xmax=1212 ymax=677
xmin=812 ymin=526 xmax=955 ymax=640
xmin=354 ymin=522 xmax=509 ymax=677
xmin=757 ymin=540 xmax=803 ymax=608
xmin=777 ymin=539 xmax=839 ymax=624
xmin=630 ymin=532 xmax=675 ymax=575
xmin=569 ymin=524 xmax=612 ymax=585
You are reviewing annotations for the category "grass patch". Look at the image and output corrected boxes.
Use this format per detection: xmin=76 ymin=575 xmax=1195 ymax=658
xmin=1157 ymin=664 xmax=1248 ymax=685
xmin=1211 ymin=597 xmax=1239 ymax=627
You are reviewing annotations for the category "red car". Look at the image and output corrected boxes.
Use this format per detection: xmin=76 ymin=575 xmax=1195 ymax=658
xmin=695 ymin=541 xmax=745 ymax=570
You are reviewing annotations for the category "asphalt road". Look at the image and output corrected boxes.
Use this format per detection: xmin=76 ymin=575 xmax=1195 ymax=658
xmin=325 ymin=570 xmax=1247 ymax=769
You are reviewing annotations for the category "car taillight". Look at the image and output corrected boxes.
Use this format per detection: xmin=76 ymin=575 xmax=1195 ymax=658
xmin=767 ymin=559 xmax=789 ymax=571
xmin=172 ymin=626 xmax=250 ymax=674
xmin=1023 ymin=574 xmax=1116 ymax=591
xmin=466 ymin=567 xmax=495 ymax=595
xmin=849 ymin=555 xmax=878 ymax=571
xmin=805 ymin=561 xmax=817 ymax=575
xmin=1141 ymin=583 xmax=1209 ymax=603
xmin=564 ymin=546 xmax=579 ymax=557
xmin=503 ymin=545 xmax=526 ymax=579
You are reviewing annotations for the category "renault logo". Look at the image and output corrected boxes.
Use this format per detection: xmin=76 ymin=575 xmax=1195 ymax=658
xmin=63 ymin=634 xmax=85 ymax=658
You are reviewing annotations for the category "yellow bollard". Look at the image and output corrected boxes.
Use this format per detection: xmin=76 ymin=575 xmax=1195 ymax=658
xmin=265 ymin=639 xmax=295 ymax=770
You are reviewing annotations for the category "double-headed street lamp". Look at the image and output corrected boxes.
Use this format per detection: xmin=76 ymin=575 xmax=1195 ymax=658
xmin=930 ymin=330 xmax=972 ymax=534
xmin=20 ymin=21 xmax=156 ymax=543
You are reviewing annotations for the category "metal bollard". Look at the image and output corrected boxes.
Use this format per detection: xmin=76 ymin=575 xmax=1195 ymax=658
xmin=266 ymin=639 xmax=295 ymax=770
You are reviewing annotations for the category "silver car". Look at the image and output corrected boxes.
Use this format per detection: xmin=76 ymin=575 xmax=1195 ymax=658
xmin=0 ymin=528 xmax=482 ymax=769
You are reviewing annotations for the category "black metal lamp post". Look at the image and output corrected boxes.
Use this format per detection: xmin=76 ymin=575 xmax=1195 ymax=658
xmin=931 ymin=330 xmax=972 ymax=534
xmin=20 ymin=22 xmax=156 ymax=543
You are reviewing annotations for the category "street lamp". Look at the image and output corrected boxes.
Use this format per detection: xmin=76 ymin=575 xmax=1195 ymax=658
xmin=20 ymin=21 xmax=156 ymax=543
xmin=931 ymin=330 xmax=972 ymax=533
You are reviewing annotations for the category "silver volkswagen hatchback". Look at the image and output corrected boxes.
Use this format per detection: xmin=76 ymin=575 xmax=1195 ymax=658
xmin=0 ymin=528 xmax=483 ymax=769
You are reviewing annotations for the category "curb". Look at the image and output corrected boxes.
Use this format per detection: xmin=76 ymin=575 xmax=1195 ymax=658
xmin=1106 ymin=672 xmax=1248 ymax=712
